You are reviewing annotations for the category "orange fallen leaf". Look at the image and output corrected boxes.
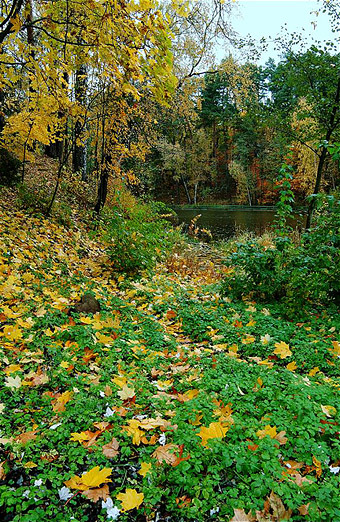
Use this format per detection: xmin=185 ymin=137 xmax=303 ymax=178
xmin=197 ymin=422 xmax=228 ymax=448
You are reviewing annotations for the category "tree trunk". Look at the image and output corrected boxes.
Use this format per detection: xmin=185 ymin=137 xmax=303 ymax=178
xmin=94 ymin=157 xmax=110 ymax=214
xmin=73 ymin=64 xmax=87 ymax=180
xmin=306 ymin=76 xmax=340 ymax=229
xmin=180 ymin=173 xmax=191 ymax=204
xmin=45 ymin=73 xmax=69 ymax=160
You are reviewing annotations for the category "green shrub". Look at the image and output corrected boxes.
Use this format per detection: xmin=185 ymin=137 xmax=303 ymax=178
xmin=0 ymin=148 xmax=21 ymax=186
xmin=104 ymin=201 xmax=180 ymax=274
xmin=16 ymin=183 xmax=49 ymax=213
xmin=220 ymin=193 xmax=340 ymax=315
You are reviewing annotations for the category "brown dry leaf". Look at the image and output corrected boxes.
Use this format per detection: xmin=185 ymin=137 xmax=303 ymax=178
xmin=275 ymin=431 xmax=288 ymax=445
xmin=16 ymin=430 xmax=37 ymax=445
xmin=82 ymin=484 xmax=110 ymax=503
xmin=0 ymin=461 xmax=6 ymax=480
xmin=152 ymin=444 xmax=178 ymax=465
xmin=102 ymin=437 xmax=119 ymax=458
xmin=104 ymin=385 xmax=112 ymax=397
xmin=268 ymin=491 xmax=292 ymax=520
xmin=229 ymin=508 xmax=254 ymax=521
xmin=298 ymin=504 xmax=310 ymax=516
xmin=93 ymin=422 xmax=111 ymax=431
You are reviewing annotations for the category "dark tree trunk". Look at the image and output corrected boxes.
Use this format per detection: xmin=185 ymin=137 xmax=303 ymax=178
xmin=45 ymin=72 xmax=69 ymax=161
xmin=73 ymin=64 xmax=87 ymax=180
xmin=94 ymin=154 xmax=110 ymax=214
xmin=306 ymin=77 xmax=340 ymax=229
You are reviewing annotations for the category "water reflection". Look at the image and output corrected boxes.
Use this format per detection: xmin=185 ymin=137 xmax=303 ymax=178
xmin=173 ymin=207 xmax=304 ymax=240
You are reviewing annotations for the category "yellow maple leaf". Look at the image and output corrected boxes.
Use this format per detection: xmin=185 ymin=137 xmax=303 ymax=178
xmin=197 ymin=422 xmax=228 ymax=448
xmin=81 ymin=466 xmax=112 ymax=488
xmin=123 ymin=419 xmax=144 ymax=445
xmin=118 ymin=385 xmax=135 ymax=400
xmin=242 ymin=335 xmax=255 ymax=344
xmin=4 ymin=364 xmax=22 ymax=375
xmin=53 ymin=390 xmax=73 ymax=412
xmin=309 ymin=366 xmax=320 ymax=376
xmin=273 ymin=341 xmax=292 ymax=359
xmin=65 ymin=466 xmax=112 ymax=491
xmin=256 ymin=425 xmax=277 ymax=439
xmin=64 ymin=474 xmax=88 ymax=491
xmin=321 ymin=405 xmax=337 ymax=418
xmin=116 ymin=488 xmax=144 ymax=511
xmin=286 ymin=361 xmax=297 ymax=372
xmin=112 ymin=375 xmax=127 ymax=388
xmin=70 ymin=432 xmax=91 ymax=443
xmin=80 ymin=316 xmax=93 ymax=324
xmin=2 ymin=324 xmax=22 ymax=341
xmin=330 ymin=341 xmax=340 ymax=356
xmin=138 ymin=462 xmax=152 ymax=477
xmin=96 ymin=332 xmax=114 ymax=345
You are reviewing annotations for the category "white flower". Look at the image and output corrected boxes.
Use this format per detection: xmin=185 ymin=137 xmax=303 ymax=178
xmin=107 ymin=506 xmax=120 ymax=520
xmin=102 ymin=498 xmax=120 ymax=520
xmin=329 ymin=465 xmax=340 ymax=474
xmin=49 ymin=423 xmax=61 ymax=430
xmin=102 ymin=498 xmax=114 ymax=510
xmin=99 ymin=391 xmax=105 ymax=398
xmin=104 ymin=406 xmax=114 ymax=418
xmin=34 ymin=479 xmax=43 ymax=487
xmin=159 ymin=433 xmax=166 ymax=446
xmin=210 ymin=507 xmax=219 ymax=516
xmin=59 ymin=486 xmax=72 ymax=501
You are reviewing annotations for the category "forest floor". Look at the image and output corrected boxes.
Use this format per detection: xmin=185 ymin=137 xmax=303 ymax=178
xmin=0 ymin=198 xmax=339 ymax=522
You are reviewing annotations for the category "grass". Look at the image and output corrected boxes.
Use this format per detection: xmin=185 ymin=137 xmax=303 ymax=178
xmin=0 ymin=198 xmax=339 ymax=522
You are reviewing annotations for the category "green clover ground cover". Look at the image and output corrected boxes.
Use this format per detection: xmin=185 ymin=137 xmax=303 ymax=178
xmin=0 ymin=206 xmax=339 ymax=522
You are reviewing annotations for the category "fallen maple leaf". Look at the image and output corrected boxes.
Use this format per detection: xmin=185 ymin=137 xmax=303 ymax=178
xmin=229 ymin=508 xmax=253 ymax=521
xmin=117 ymin=385 xmax=135 ymax=400
xmin=268 ymin=491 xmax=292 ymax=520
xmin=5 ymin=375 xmax=22 ymax=389
xmin=16 ymin=430 xmax=37 ymax=445
xmin=275 ymin=431 xmax=288 ymax=445
xmin=298 ymin=503 xmax=310 ymax=516
xmin=123 ymin=419 xmax=144 ymax=445
xmin=82 ymin=484 xmax=110 ymax=503
xmin=197 ymin=422 xmax=228 ymax=448
xmin=65 ymin=466 xmax=112 ymax=491
xmin=273 ymin=341 xmax=292 ymax=359
xmin=116 ymin=488 xmax=144 ymax=511
xmin=53 ymin=390 xmax=73 ymax=412
xmin=321 ymin=405 xmax=337 ymax=418
xmin=152 ymin=444 xmax=178 ymax=465
xmin=256 ymin=425 xmax=277 ymax=440
xmin=138 ymin=462 xmax=152 ymax=477
xmin=102 ymin=437 xmax=119 ymax=458
xmin=286 ymin=361 xmax=297 ymax=372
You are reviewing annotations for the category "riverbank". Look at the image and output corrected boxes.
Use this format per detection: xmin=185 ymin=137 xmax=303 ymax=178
xmin=0 ymin=202 xmax=339 ymax=522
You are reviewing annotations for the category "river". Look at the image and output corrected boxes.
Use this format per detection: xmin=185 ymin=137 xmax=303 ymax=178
xmin=173 ymin=206 xmax=305 ymax=240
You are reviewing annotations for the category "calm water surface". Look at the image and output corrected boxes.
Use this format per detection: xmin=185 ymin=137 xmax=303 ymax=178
xmin=174 ymin=207 xmax=304 ymax=240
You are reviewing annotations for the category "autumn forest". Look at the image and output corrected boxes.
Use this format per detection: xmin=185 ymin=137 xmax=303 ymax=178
xmin=0 ymin=1 xmax=339 ymax=521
